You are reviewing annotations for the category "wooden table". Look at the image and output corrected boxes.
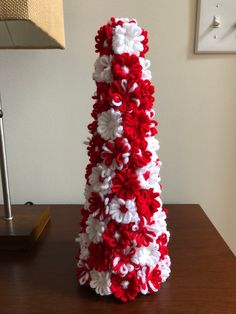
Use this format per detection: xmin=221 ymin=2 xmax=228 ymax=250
xmin=0 ymin=204 xmax=235 ymax=314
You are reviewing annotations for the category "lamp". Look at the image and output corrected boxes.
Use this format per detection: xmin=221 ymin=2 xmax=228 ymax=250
xmin=0 ymin=0 xmax=65 ymax=250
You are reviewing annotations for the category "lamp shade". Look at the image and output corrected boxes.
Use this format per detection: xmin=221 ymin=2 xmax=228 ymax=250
xmin=0 ymin=0 xmax=65 ymax=49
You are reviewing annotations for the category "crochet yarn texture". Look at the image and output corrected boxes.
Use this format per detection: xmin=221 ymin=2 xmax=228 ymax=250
xmin=76 ymin=17 xmax=171 ymax=302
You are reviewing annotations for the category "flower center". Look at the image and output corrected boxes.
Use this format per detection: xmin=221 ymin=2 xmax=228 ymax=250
xmin=143 ymin=171 xmax=150 ymax=180
xmin=114 ymin=232 xmax=120 ymax=240
xmin=121 ymin=280 xmax=129 ymax=289
xmin=120 ymin=205 xmax=128 ymax=213
xmin=122 ymin=65 xmax=129 ymax=74
xmin=103 ymin=40 xmax=108 ymax=47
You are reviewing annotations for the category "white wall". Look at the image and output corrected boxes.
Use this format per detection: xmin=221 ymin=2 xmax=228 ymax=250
xmin=0 ymin=0 xmax=235 ymax=254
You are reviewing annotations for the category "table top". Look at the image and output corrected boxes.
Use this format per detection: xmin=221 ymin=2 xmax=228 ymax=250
xmin=0 ymin=204 xmax=235 ymax=314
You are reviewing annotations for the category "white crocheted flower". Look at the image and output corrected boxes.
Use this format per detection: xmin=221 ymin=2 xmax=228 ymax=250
xmin=75 ymin=233 xmax=90 ymax=261
xmin=139 ymin=58 xmax=152 ymax=80
xmin=97 ymin=109 xmax=123 ymax=140
xmin=152 ymin=210 xmax=167 ymax=235
xmin=159 ymin=255 xmax=171 ymax=282
xmin=77 ymin=262 xmax=90 ymax=285
xmin=86 ymin=216 xmax=106 ymax=243
xmin=83 ymin=184 xmax=92 ymax=209
xmin=93 ymin=55 xmax=113 ymax=83
xmin=90 ymin=270 xmax=111 ymax=295
xmin=88 ymin=163 xmax=114 ymax=195
xmin=108 ymin=197 xmax=139 ymax=224
xmin=132 ymin=242 xmax=160 ymax=269
xmin=112 ymin=22 xmax=144 ymax=55
xmin=136 ymin=161 xmax=161 ymax=191
xmin=75 ymin=232 xmax=90 ymax=246
xmin=114 ymin=17 xmax=137 ymax=24
xmin=146 ymin=136 xmax=159 ymax=151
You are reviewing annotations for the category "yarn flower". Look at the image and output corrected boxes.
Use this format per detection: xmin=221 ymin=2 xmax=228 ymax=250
xmin=95 ymin=23 xmax=113 ymax=55
xmin=112 ymin=53 xmax=142 ymax=80
xmin=107 ymin=197 xmax=139 ymax=224
xmin=90 ymin=270 xmax=112 ymax=295
xmin=102 ymin=220 xmax=135 ymax=249
xmin=158 ymin=255 xmax=171 ymax=282
xmin=93 ymin=55 xmax=113 ymax=83
xmin=136 ymin=161 xmax=161 ymax=191
xmin=123 ymin=109 xmax=151 ymax=140
xmin=131 ymin=242 xmax=160 ymax=269
xmin=138 ymin=79 xmax=155 ymax=110
xmin=109 ymin=79 xmax=140 ymax=112
xmin=112 ymin=169 xmax=141 ymax=199
xmin=87 ymin=242 xmax=111 ymax=271
xmin=136 ymin=189 xmax=161 ymax=222
xmin=86 ymin=215 xmax=106 ymax=244
xmin=88 ymin=192 xmax=105 ymax=217
xmin=134 ymin=218 xmax=157 ymax=247
xmin=139 ymin=58 xmax=152 ymax=81
xmin=111 ymin=272 xmax=140 ymax=302
xmin=112 ymin=22 xmax=144 ymax=55
xmin=88 ymin=163 xmax=114 ymax=194
xmin=137 ymin=265 xmax=162 ymax=294
xmin=112 ymin=249 xmax=136 ymax=276
xmin=97 ymin=109 xmax=123 ymax=140
xmin=101 ymin=137 xmax=130 ymax=169
xmin=87 ymin=134 xmax=105 ymax=165
xmin=130 ymin=138 xmax=152 ymax=168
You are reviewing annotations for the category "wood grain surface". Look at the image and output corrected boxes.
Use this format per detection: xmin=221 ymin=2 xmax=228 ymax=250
xmin=0 ymin=205 xmax=50 ymax=250
xmin=0 ymin=204 xmax=235 ymax=314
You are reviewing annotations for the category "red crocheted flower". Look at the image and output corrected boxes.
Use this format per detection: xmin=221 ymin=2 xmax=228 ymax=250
xmin=112 ymin=248 xmax=136 ymax=275
xmin=159 ymin=244 xmax=168 ymax=260
xmin=101 ymin=138 xmax=130 ymax=167
xmin=147 ymin=265 xmax=162 ymax=292
xmin=140 ymin=29 xmax=149 ymax=58
xmin=157 ymin=233 xmax=168 ymax=246
xmin=112 ymin=53 xmax=142 ymax=80
xmin=95 ymin=23 xmax=113 ymax=55
xmin=76 ymin=264 xmax=89 ymax=284
xmin=92 ymin=83 xmax=111 ymax=118
xmin=88 ymin=192 xmax=105 ymax=217
xmin=130 ymin=139 xmax=152 ymax=168
xmin=109 ymin=17 xmax=137 ymax=28
xmin=93 ymin=82 xmax=110 ymax=101
xmin=87 ymin=242 xmax=111 ymax=271
xmin=87 ymin=135 xmax=105 ymax=165
xmin=92 ymin=100 xmax=110 ymax=119
xmin=85 ymin=163 xmax=93 ymax=181
xmin=138 ymin=80 xmax=155 ymax=110
xmin=123 ymin=109 xmax=151 ymax=140
xmin=109 ymin=79 xmax=140 ymax=112
xmin=103 ymin=220 xmax=135 ymax=249
xmin=135 ymin=218 xmax=156 ymax=247
xmin=111 ymin=271 xmax=140 ymax=302
xmin=87 ymin=120 xmax=98 ymax=135
xmin=136 ymin=189 xmax=160 ymax=222
xmin=112 ymin=169 xmax=141 ymax=199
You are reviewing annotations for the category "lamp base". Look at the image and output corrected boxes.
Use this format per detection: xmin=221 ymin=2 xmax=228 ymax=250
xmin=0 ymin=205 xmax=50 ymax=250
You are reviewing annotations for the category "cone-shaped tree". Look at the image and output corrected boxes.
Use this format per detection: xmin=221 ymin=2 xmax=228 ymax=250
xmin=76 ymin=17 xmax=171 ymax=302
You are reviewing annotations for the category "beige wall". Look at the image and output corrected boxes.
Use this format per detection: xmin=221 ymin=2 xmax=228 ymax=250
xmin=0 ymin=0 xmax=235 ymax=254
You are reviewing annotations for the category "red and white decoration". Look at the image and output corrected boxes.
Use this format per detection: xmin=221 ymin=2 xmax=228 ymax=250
xmin=76 ymin=17 xmax=171 ymax=302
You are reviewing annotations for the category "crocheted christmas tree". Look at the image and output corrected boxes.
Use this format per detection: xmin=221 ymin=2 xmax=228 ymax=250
xmin=76 ymin=17 xmax=171 ymax=302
